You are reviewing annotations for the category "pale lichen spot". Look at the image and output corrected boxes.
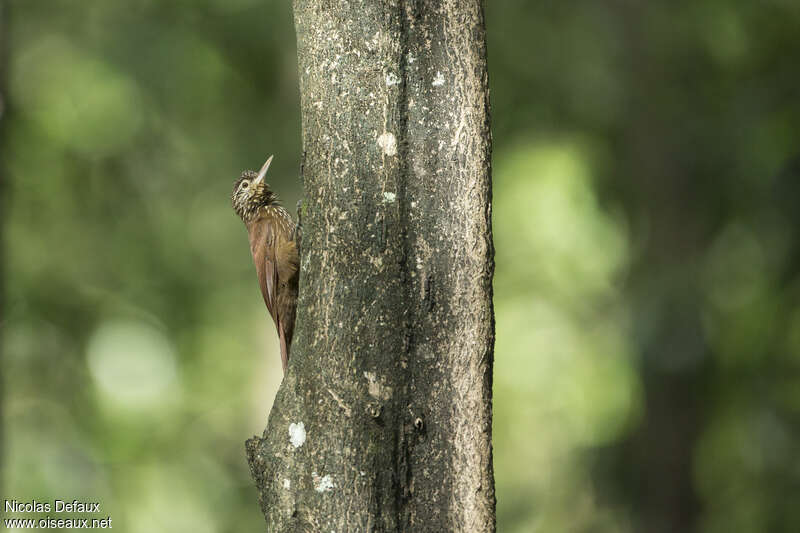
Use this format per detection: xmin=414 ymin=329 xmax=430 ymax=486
xmin=433 ymin=71 xmax=446 ymax=86
xmin=283 ymin=478 xmax=291 ymax=490
xmin=288 ymin=422 xmax=306 ymax=448
xmin=377 ymin=132 xmax=397 ymax=156
xmin=312 ymin=472 xmax=335 ymax=493
xmin=382 ymin=191 xmax=397 ymax=203
xmin=385 ymin=72 xmax=400 ymax=86
xmin=363 ymin=371 xmax=393 ymax=400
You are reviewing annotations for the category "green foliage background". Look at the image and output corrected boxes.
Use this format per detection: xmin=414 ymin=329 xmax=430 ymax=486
xmin=3 ymin=1 xmax=800 ymax=532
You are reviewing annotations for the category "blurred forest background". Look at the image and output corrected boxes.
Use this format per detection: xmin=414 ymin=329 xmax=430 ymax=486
xmin=3 ymin=1 xmax=800 ymax=532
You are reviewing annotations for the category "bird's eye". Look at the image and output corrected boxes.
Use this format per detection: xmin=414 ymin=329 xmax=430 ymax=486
xmin=241 ymin=181 xmax=250 ymax=189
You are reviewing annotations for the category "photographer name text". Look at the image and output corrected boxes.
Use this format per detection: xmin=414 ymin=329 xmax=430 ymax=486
xmin=3 ymin=500 xmax=112 ymax=529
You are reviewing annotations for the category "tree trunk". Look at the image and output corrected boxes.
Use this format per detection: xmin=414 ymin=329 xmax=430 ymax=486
xmin=246 ymin=1 xmax=495 ymax=531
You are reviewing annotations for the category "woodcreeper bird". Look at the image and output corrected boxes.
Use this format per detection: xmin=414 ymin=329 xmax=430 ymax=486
xmin=231 ymin=156 xmax=299 ymax=374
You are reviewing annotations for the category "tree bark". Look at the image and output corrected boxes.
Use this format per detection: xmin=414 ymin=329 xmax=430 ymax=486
xmin=246 ymin=1 xmax=494 ymax=531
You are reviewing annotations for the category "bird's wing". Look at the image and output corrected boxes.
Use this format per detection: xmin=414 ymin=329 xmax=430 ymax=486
xmin=250 ymin=220 xmax=280 ymax=330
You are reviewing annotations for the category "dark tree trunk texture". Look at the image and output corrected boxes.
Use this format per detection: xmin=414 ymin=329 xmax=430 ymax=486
xmin=245 ymin=1 xmax=495 ymax=531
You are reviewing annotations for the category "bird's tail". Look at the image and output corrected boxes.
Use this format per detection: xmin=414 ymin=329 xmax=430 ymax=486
xmin=279 ymin=323 xmax=289 ymax=375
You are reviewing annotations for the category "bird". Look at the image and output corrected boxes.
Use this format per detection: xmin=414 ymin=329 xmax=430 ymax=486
xmin=231 ymin=156 xmax=299 ymax=374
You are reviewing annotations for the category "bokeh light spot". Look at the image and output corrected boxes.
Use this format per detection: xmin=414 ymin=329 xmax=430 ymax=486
xmin=87 ymin=320 xmax=178 ymax=408
xmin=11 ymin=35 xmax=143 ymax=156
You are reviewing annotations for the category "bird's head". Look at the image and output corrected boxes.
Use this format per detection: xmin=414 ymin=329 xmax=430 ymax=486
xmin=232 ymin=156 xmax=277 ymax=222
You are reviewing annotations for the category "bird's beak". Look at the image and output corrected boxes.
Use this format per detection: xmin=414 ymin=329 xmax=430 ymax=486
xmin=254 ymin=155 xmax=273 ymax=185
